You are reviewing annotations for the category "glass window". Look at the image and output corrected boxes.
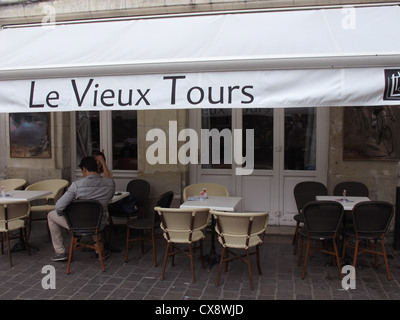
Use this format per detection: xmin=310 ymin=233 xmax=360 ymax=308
xmin=112 ymin=111 xmax=138 ymax=170
xmin=75 ymin=111 xmax=138 ymax=171
xmin=242 ymin=108 xmax=274 ymax=170
xmin=201 ymin=109 xmax=232 ymax=169
xmin=75 ymin=111 xmax=99 ymax=168
xmin=284 ymin=108 xmax=316 ymax=170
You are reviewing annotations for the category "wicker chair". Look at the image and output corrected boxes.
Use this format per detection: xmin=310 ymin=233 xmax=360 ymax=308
xmin=0 ymin=201 xmax=31 ymax=267
xmin=183 ymin=183 xmax=229 ymax=201
xmin=333 ymin=181 xmax=369 ymax=197
xmin=155 ymin=206 xmax=210 ymax=283
xmin=292 ymin=181 xmax=328 ymax=254
xmin=341 ymin=201 xmax=393 ymax=280
xmin=63 ymin=200 xmax=106 ymax=274
xmin=0 ymin=179 xmax=27 ymax=192
xmin=297 ymin=200 xmax=344 ymax=279
xmin=25 ymin=179 xmax=69 ymax=238
xmin=211 ymin=210 xmax=269 ymax=290
xmin=125 ymin=191 xmax=174 ymax=266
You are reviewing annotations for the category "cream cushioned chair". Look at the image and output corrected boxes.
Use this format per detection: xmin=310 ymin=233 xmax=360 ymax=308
xmin=25 ymin=179 xmax=69 ymax=238
xmin=155 ymin=206 xmax=210 ymax=283
xmin=183 ymin=183 xmax=229 ymax=201
xmin=210 ymin=210 xmax=269 ymax=290
xmin=0 ymin=179 xmax=27 ymax=192
xmin=0 ymin=201 xmax=31 ymax=267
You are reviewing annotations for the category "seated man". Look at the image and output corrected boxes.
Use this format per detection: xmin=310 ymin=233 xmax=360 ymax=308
xmin=47 ymin=156 xmax=115 ymax=262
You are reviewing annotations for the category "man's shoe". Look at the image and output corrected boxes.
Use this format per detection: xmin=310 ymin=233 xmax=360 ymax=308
xmin=51 ymin=253 xmax=68 ymax=262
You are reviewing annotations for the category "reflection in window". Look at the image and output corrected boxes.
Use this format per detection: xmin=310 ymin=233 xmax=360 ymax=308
xmin=284 ymin=108 xmax=316 ymax=170
xmin=242 ymin=108 xmax=274 ymax=170
xmin=112 ymin=111 xmax=138 ymax=170
xmin=76 ymin=111 xmax=99 ymax=168
xmin=201 ymin=109 xmax=232 ymax=169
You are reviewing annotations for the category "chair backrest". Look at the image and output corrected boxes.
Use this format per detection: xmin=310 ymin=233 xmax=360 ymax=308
xmin=352 ymin=201 xmax=393 ymax=236
xmin=211 ymin=210 xmax=269 ymax=249
xmin=63 ymin=200 xmax=103 ymax=234
xmin=183 ymin=183 xmax=229 ymax=201
xmin=0 ymin=201 xmax=31 ymax=230
xmin=126 ymin=179 xmax=150 ymax=209
xmin=155 ymin=207 xmax=210 ymax=243
xmin=293 ymin=181 xmax=328 ymax=213
xmin=0 ymin=179 xmax=27 ymax=192
xmin=333 ymin=181 xmax=369 ymax=197
xmin=151 ymin=191 xmax=174 ymax=223
xmin=25 ymin=179 xmax=69 ymax=203
xmin=302 ymin=201 xmax=344 ymax=237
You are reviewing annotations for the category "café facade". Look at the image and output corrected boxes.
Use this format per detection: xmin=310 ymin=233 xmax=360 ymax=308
xmin=0 ymin=0 xmax=400 ymax=227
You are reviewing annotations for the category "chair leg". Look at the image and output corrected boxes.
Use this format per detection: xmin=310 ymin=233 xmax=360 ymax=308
xmin=256 ymin=245 xmax=262 ymax=275
xmin=23 ymin=227 xmax=31 ymax=256
xmin=301 ymin=238 xmax=310 ymax=279
xmin=297 ymin=234 xmax=304 ymax=266
xmin=216 ymin=247 xmax=225 ymax=287
xmin=246 ymin=249 xmax=254 ymax=290
xmin=293 ymin=221 xmax=300 ymax=254
xmin=380 ymin=238 xmax=391 ymax=280
xmin=5 ymin=233 xmax=12 ymax=267
xmin=124 ymin=227 xmax=130 ymax=263
xmin=333 ymin=239 xmax=342 ymax=279
xmin=152 ymin=228 xmax=157 ymax=267
xmin=161 ymin=242 xmax=170 ymax=280
xmin=66 ymin=233 xmax=75 ymax=274
xmin=353 ymin=239 xmax=359 ymax=270
xmin=189 ymin=243 xmax=196 ymax=283
xmin=96 ymin=234 xmax=105 ymax=272
xmin=199 ymin=240 xmax=205 ymax=269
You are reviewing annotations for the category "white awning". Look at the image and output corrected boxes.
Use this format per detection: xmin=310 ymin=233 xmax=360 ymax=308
xmin=0 ymin=5 xmax=400 ymax=112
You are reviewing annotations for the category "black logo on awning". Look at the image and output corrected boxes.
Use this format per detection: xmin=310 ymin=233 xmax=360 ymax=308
xmin=384 ymin=69 xmax=400 ymax=100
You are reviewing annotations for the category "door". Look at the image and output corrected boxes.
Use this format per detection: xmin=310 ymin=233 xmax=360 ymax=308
xmin=189 ymin=107 xmax=329 ymax=226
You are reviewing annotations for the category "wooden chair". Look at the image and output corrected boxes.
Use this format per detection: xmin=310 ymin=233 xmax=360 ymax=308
xmin=341 ymin=201 xmax=393 ymax=280
xmin=155 ymin=206 xmax=210 ymax=282
xmin=297 ymin=200 xmax=344 ymax=279
xmin=0 ymin=179 xmax=27 ymax=192
xmin=210 ymin=210 xmax=269 ymax=290
xmin=292 ymin=181 xmax=328 ymax=254
xmin=125 ymin=191 xmax=174 ymax=266
xmin=183 ymin=183 xmax=229 ymax=201
xmin=63 ymin=200 xmax=106 ymax=274
xmin=0 ymin=201 xmax=31 ymax=267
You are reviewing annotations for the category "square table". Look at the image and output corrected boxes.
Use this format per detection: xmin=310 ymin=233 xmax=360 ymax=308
xmin=0 ymin=190 xmax=52 ymax=203
xmin=180 ymin=196 xmax=242 ymax=212
xmin=315 ymin=196 xmax=370 ymax=211
xmin=180 ymin=196 xmax=242 ymax=268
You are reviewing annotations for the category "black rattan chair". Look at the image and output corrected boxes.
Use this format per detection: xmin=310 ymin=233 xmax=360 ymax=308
xmin=341 ymin=201 xmax=393 ymax=280
xmin=333 ymin=181 xmax=369 ymax=197
xmin=125 ymin=191 xmax=174 ymax=266
xmin=63 ymin=200 xmax=105 ymax=274
xmin=292 ymin=181 xmax=328 ymax=254
xmin=297 ymin=200 xmax=344 ymax=279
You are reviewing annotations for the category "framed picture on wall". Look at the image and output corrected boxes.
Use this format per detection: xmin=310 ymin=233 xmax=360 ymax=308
xmin=343 ymin=106 xmax=400 ymax=160
xmin=9 ymin=113 xmax=51 ymax=158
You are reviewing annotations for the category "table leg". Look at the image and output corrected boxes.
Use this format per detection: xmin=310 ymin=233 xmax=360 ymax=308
xmin=204 ymin=215 xmax=220 ymax=269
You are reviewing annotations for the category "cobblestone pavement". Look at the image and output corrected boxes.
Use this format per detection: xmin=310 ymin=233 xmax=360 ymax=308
xmin=1 ymin=221 xmax=400 ymax=301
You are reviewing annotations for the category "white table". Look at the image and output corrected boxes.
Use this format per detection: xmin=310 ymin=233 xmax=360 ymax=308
xmin=315 ymin=196 xmax=370 ymax=211
xmin=0 ymin=190 xmax=52 ymax=203
xmin=110 ymin=191 xmax=129 ymax=204
xmin=180 ymin=196 xmax=242 ymax=268
xmin=180 ymin=196 xmax=242 ymax=212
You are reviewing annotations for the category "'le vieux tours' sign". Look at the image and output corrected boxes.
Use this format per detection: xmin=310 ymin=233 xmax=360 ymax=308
xmin=0 ymin=68 xmax=399 ymax=113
